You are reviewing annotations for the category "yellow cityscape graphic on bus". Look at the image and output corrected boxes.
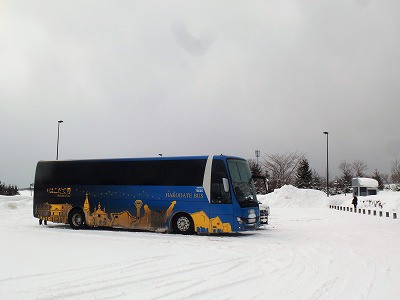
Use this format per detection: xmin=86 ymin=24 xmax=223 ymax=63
xmin=36 ymin=193 xmax=232 ymax=233
xmin=191 ymin=211 xmax=232 ymax=233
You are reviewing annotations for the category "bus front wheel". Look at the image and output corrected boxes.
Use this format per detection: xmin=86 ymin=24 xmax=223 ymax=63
xmin=68 ymin=209 xmax=85 ymax=230
xmin=172 ymin=213 xmax=194 ymax=235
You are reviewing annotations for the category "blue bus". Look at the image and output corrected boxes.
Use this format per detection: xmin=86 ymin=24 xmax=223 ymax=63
xmin=33 ymin=155 xmax=260 ymax=234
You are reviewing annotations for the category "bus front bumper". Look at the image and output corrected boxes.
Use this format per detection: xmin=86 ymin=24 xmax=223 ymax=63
xmin=236 ymin=216 xmax=260 ymax=230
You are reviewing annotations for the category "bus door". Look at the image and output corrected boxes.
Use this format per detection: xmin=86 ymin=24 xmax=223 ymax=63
xmin=209 ymin=161 xmax=233 ymax=233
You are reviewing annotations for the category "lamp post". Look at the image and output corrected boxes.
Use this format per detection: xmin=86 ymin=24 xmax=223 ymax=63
xmin=56 ymin=120 xmax=63 ymax=160
xmin=323 ymin=131 xmax=329 ymax=197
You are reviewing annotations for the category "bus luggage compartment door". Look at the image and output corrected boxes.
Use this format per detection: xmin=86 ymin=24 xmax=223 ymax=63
xmin=209 ymin=203 xmax=233 ymax=234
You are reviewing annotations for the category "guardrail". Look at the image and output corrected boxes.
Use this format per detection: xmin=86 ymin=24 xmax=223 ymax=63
xmin=329 ymin=205 xmax=398 ymax=219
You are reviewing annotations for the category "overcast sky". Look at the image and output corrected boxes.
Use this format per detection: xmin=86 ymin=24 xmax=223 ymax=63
xmin=1 ymin=0 xmax=400 ymax=187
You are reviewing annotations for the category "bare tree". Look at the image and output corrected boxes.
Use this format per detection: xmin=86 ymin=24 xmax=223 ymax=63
xmin=391 ymin=158 xmax=400 ymax=184
xmin=352 ymin=160 xmax=368 ymax=177
xmin=263 ymin=152 xmax=304 ymax=189
xmin=339 ymin=161 xmax=353 ymax=179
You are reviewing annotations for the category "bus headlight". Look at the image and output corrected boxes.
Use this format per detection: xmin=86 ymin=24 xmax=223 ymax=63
xmin=237 ymin=217 xmax=243 ymax=224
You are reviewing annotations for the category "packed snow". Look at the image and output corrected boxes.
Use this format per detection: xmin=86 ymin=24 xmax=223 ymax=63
xmin=258 ymin=185 xmax=400 ymax=212
xmin=0 ymin=187 xmax=399 ymax=299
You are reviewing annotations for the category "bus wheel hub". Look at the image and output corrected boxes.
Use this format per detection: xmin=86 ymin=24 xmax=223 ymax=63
xmin=72 ymin=214 xmax=82 ymax=226
xmin=177 ymin=216 xmax=190 ymax=231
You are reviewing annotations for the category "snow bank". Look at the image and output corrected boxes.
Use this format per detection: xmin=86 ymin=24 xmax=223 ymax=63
xmin=329 ymin=190 xmax=400 ymax=212
xmin=257 ymin=185 xmax=329 ymax=208
xmin=258 ymin=185 xmax=400 ymax=211
xmin=0 ymin=194 xmax=33 ymax=210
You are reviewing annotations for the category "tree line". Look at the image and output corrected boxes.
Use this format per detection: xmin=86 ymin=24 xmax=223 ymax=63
xmin=0 ymin=181 xmax=19 ymax=196
xmin=248 ymin=152 xmax=400 ymax=194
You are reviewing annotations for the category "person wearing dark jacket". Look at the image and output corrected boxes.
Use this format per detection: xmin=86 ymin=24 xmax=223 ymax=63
xmin=352 ymin=195 xmax=358 ymax=211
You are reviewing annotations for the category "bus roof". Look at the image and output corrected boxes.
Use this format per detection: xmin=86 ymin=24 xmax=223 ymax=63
xmin=38 ymin=155 xmax=245 ymax=164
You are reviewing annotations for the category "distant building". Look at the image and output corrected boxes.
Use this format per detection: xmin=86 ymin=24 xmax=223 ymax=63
xmin=352 ymin=178 xmax=378 ymax=196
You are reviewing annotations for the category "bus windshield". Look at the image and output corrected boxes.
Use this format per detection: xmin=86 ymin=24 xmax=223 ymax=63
xmin=227 ymin=159 xmax=258 ymax=207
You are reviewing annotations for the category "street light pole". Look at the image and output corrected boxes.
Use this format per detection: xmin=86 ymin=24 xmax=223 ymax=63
xmin=323 ymin=131 xmax=329 ymax=197
xmin=56 ymin=120 xmax=63 ymax=160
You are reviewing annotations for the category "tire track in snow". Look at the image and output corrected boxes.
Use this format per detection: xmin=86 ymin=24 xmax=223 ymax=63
xmin=2 ymin=205 xmax=400 ymax=299
xmin=0 ymin=258 xmax=160 ymax=299
xmin=10 ymin=255 xmax=241 ymax=299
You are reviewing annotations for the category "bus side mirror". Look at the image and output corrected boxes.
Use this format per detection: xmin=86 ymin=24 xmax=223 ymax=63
xmin=222 ymin=178 xmax=230 ymax=193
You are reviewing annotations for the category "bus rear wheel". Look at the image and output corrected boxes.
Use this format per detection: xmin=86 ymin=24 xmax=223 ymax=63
xmin=68 ymin=209 xmax=85 ymax=230
xmin=172 ymin=213 xmax=194 ymax=235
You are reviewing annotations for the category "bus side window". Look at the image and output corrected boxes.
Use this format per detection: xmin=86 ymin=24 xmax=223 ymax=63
xmin=211 ymin=161 xmax=231 ymax=204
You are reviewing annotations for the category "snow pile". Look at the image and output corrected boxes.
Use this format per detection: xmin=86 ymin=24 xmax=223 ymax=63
xmin=329 ymin=190 xmax=400 ymax=212
xmin=257 ymin=185 xmax=329 ymax=208
xmin=258 ymin=185 xmax=400 ymax=211
xmin=0 ymin=194 xmax=33 ymax=210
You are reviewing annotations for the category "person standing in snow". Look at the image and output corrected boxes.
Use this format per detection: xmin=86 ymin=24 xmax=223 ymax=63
xmin=352 ymin=195 xmax=358 ymax=211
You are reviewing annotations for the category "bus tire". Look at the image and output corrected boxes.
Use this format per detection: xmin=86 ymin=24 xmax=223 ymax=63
xmin=172 ymin=213 xmax=194 ymax=235
xmin=68 ymin=209 xmax=85 ymax=230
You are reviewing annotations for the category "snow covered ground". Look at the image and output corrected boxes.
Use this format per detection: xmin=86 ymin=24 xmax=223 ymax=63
xmin=0 ymin=188 xmax=399 ymax=299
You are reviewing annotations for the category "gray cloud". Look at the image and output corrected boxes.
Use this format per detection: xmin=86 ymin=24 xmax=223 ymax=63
xmin=172 ymin=19 xmax=214 ymax=56
xmin=1 ymin=1 xmax=400 ymax=187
